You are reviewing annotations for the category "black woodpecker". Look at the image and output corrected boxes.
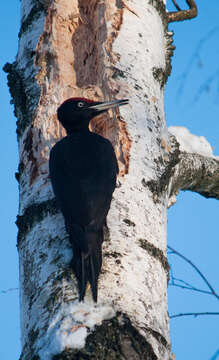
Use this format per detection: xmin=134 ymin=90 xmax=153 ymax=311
xmin=49 ymin=97 xmax=129 ymax=302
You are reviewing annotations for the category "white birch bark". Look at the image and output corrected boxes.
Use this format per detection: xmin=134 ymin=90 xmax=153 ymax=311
xmin=4 ymin=0 xmax=218 ymax=359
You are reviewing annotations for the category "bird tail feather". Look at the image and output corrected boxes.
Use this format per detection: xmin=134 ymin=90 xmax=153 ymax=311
xmin=68 ymin=224 xmax=103 ymax=302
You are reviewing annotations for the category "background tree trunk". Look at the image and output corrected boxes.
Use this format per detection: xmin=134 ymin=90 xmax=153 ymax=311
xmin=4 ymin=0 xmax=218 ymax=359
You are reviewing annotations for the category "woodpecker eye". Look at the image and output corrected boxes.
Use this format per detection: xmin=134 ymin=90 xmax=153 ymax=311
xmin=77 ymin=102 xmax=84 ymax=108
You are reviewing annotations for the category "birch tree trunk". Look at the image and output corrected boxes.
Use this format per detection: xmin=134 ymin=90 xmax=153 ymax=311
xmin=4 ymin=0 xmax=219 ymax=359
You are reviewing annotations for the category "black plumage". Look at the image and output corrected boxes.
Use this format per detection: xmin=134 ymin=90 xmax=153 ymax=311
xmin=49 ymin=97 xmax=128 ymax=302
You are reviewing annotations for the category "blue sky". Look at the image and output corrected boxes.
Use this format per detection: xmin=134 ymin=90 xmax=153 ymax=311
xmin=0 ymin=1 xmax=218 ymax=359
xmin=166 ymin=1 xmax=219 ymax=359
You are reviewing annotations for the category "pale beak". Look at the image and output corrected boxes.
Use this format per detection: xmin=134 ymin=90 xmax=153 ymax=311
xmin=89 ymin=99 xmax=129 ymax=112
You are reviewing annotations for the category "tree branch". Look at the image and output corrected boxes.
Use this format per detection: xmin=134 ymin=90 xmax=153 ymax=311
xmin=168 ymin=128 xmax=219 ymax=205
xmin=169 ymin=269 xmax=216 ymax=296
xmin=171 ymin=152 xmax=219 ymax=200
xmin=169 ymin=282 xmax=214 ymax=296
xmin=170 ymin=312 xmax=219 ymax=319
xmin=175 ymin=26 xmax=219 ymax=99
xmin=168 ymin=246 xmax=219 ymax=320
xmin=171 ymin=0 xmax=181 ymax=12
xmin=168 ymin=0 xmax=198 ymax=23
xmin=210 ymin=348 xmax=219 ymax=360
xmin=168 ymin=245 xmax=219 ymax=300
xmin=1 ymin=287 xmax=19 ymax=294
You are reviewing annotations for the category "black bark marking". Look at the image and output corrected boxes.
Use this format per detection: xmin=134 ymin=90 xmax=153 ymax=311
xmin=19 ymin=328 xmax=39 ymax=360
xmin=123 ymin=218 xmax=136 ymax=227
xmin=149 ymin=0 xmax=175 ymax=83
xmin=18 ymin=3 xmax=46 ymax=38
xmin=3 ymin=61 xmax=40 ymax=137
xmin=3 ymin=62 xmax=29 ymax=137
xmin=52 ymin=314 xmax=158 ymax=360
xmin=138 ymin=239 xmax=170 ymax=279
xmin=16 ymin=198 xmax=59 ymax=246
xmin=152 ymin=67 xmax=166 ymax=88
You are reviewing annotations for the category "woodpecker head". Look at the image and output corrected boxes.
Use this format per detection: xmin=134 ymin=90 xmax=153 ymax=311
xmin=57 ymin=97 xmax=129 ymax=134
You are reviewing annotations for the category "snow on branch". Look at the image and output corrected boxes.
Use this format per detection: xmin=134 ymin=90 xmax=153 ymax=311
xmin=169 ymin=126 xmax=216 ymax=157
xmin=168 ymin=126 xmax=219 ymax=204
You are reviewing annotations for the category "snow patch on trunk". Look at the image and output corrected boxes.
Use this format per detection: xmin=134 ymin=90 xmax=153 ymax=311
xmin=38 ymin=300 xmax=115 ymax=359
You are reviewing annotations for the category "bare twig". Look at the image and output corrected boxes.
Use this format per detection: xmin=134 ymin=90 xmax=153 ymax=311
xmin=170 ymin=312 xmax=219 ymax=319
xmin=210 ymin=348 xmax=219 ymax=360
xmin=169 ymin=274 xmax=215 ymax=296
xmin=1 ymin=287 xmax=19 ymax=294
xmin=172 ymin=0 xmax=181 ymax=12
xmin=168 ymin=245 xmax=219 ymax=300
xmin=176 ymin=26 xmax=219 ymax=99
xmin=192 ymin=68 xmax=219 ymax=103
xmin=168 ymin=0 xmax=198 ymax=23
xmin=168 ymin=247 xmax=219 ymax=321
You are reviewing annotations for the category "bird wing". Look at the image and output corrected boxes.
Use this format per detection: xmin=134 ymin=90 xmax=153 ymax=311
xmin=49 ymin=132 xmax=118 ymax=229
